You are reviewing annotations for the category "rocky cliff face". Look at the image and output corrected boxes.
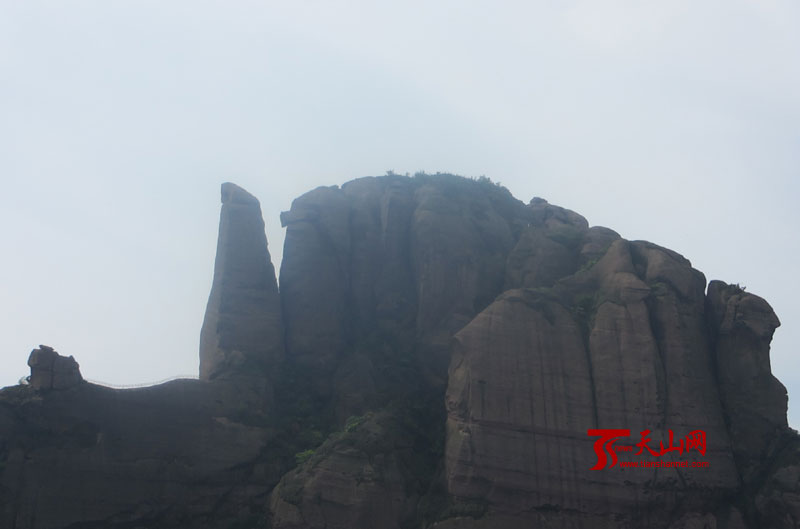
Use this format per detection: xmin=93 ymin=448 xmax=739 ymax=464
xmin=200 ymin=182 xmax=284 ymax=384
xmin=444 ymin=239 xmax=742 ymax=528
xmin=0 ymin=380 xmax=276 ymax=528
xmin=1 ymin=174 xmax=797 ymax=529
xmin=278 ymin=176 xmax=526 ymax=422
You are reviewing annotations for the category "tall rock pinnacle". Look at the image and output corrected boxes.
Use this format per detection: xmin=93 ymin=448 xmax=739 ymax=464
xmin=199 ymin=182 xmax=284 ymax=381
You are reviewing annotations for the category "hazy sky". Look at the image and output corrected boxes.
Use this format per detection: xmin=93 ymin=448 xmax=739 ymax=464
xmin=2 ymin=1 xmax=798 ymax=425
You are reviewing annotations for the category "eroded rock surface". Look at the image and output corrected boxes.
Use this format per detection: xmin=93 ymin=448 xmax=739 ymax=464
xmin=445 ymin=240 xmax=741 ymax=527
xmin=200 ymin=182 xmax=284 ymax=382
xmin=269 ymin=411 xmax=438 ymax=529
xmin=27 ymin=345 xmax=82 ymax=390
xmin=278 ymin=175 xmax=540 ymax=422
xmin=707 ymin=280 xmax=788 ymax=477
xmin=1 ymin=175 xmax=797 ymax=529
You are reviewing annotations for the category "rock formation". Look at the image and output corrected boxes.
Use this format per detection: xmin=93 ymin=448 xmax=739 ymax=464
xmin=26 ymin=345 xmax=83 ymax=390
xmin=0 ymin=380 xmax=276 ymax=528
xmin=278 ymin=175 xmax=527 ymax=422
xmin=444 ymin=240 xmax=741 ymax=527
xmin=200 ymin=182 xmax=284 ymax=382
xmin=0 ymin=183 xmax=287 ymax=529
xmin=1 ymin=174 xmax=798 ymax=529
xmin=707 ymin=281 xmax=788 ymax=477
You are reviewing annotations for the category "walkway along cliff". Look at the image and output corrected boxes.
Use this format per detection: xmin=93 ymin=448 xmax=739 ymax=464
xmin=1 ymin=174 xmax=798 ymax=529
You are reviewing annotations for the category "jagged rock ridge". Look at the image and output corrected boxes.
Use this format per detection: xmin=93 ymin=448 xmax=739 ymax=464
xmin=1 ymin=174 xmax=797 ymax=529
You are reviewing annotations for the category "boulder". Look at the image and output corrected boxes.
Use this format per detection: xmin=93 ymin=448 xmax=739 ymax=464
xmin=27 ymin=345 xmax=82 ymax=390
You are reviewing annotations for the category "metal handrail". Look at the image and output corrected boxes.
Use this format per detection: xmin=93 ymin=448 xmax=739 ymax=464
xmin=16 ymin=374 xmax=200 ymax=389
xmin=83 ymin=375 xmax=199 ymax=389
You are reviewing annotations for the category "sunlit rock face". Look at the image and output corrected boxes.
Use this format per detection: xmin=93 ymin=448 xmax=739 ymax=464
xmin=1 ymin=175 xmax=798 ymax=529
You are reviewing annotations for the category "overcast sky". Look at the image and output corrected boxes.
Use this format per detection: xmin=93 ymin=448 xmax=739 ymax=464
xmin=1 ymin=1 xmax=798 ymax=425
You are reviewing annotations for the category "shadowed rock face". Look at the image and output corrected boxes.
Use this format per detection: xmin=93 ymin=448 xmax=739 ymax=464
xmin=707 ymin=281 xmax=788 ymax=478
xmin=0 ymin=380 xmax=276 ymax=529
xmin=278 ymin=176 xmax=527 ymax=421
xmin=27 ymin=345 xmax=83 ymax=390
xmin=200 ymin=182 xmax=284 ymax=382
xmin=1 ymin=175 xmax=798 ymax=529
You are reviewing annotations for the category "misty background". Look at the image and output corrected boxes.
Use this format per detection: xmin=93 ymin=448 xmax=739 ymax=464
xmin=1 ymin=1 xmax=798 ymax=426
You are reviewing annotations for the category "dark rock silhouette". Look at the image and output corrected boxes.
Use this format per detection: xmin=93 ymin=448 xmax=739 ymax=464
xmin=27 ymin=345 xmax=83 ymax=390
xmin=0 ymin=380 xmax=274 ymax=528
xmin=200 ymin=182 xmax=284 ymax=383
xmin=1 ymin=174 xmax=797 ymax=529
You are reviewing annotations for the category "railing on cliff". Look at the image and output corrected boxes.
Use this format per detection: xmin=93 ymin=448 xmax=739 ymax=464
xmin=84 ymin=375 xmax=200 ymax=389
xmin=17 ymin=374 xmax=200 ymax=389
